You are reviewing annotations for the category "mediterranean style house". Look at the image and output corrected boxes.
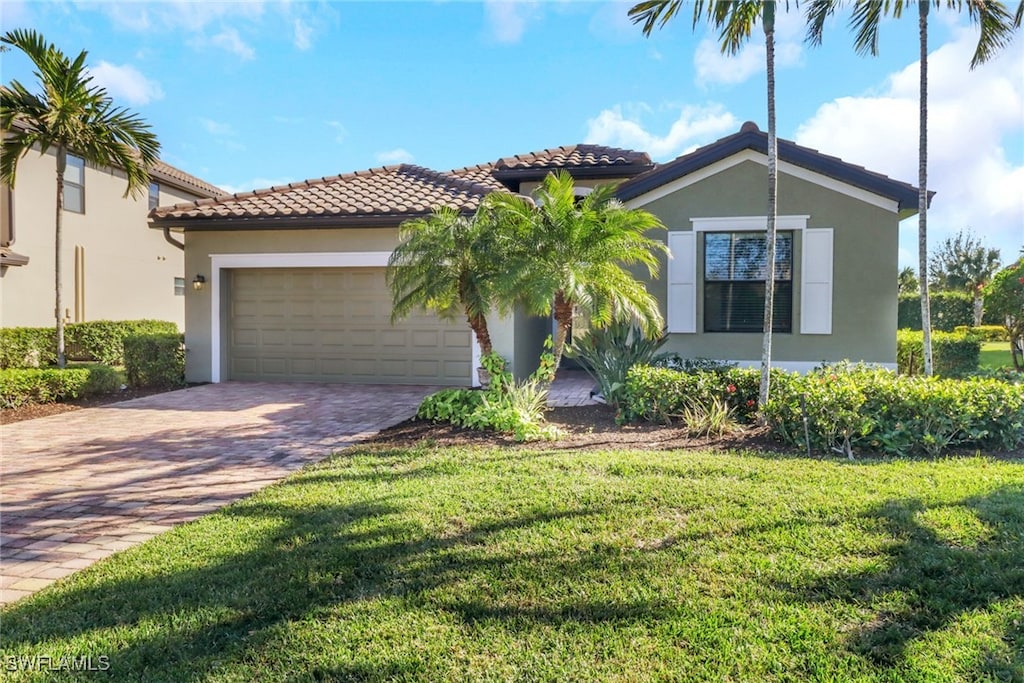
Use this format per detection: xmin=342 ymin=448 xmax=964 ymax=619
xmin=149 ymin=122 xmax=923 ymax=385
xmin=0 ymin=144 xmax=222 ymax=329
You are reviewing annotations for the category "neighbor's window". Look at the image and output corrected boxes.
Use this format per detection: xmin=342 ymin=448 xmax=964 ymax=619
xmin=148 ymin=181 xmax=160 ymax=210
xmin=174 ymin=277 xmax=185 ymax=296
xmin=704 ymin=231 xmax=793 ymax=333
xmin=63 ymin=155 xmax=85 ymax=213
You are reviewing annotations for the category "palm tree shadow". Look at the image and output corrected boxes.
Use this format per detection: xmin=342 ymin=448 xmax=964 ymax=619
xmin=787 ymin=484 xmax=1024 ymax=675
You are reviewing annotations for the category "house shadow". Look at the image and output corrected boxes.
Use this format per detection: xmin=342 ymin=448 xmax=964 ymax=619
xmin=0 ymin=490 xmax=679 ymax=678
xmin=777 ymin=484 xmax=1024 ymax=678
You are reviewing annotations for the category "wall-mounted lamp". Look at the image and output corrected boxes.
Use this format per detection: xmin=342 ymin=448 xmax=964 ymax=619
xmin=192 ymin=274 xmax=206 ymax=291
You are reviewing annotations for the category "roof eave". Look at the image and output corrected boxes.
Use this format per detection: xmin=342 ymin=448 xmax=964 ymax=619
xmin=148 ymin=210 xmax=474 ymax=231
xmin=493 ymin=164 xmax=654 ymax=183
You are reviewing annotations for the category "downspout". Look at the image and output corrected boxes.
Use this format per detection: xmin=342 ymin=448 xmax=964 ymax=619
xmin=162 ymin=226 xmax=184 ymax=251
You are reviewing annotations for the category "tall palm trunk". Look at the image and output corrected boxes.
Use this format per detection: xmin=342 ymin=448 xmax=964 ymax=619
xmin=918 ymin=0 xmax=933 ymax=376
xmin=55 ymin=145 xmax=66 ymax=369
xmin=759 ymin=0 xmax=778 ymax=413
xmin=468 ymin=312 xmax=493 ymax=357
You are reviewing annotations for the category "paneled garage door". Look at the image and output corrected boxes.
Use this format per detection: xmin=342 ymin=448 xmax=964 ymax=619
xmin=228 ymin=268 xmax=471 ymax=385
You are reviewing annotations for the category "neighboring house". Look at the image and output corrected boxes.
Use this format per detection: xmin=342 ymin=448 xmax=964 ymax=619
xmin=150 ymin=122 xmax=923 ymax=386
xmin=0 ymin=143 xmax=222 ymax=329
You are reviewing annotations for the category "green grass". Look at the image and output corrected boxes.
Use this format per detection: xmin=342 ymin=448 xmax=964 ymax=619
xmin=979 ymin=341 xmax=1014 ymax=370
xmin=2 ymin=447 xmax=1023 ymax=681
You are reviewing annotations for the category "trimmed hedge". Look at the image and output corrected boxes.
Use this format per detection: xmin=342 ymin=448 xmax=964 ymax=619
xmin=764 ymin=364 xmax=1024 ymax=457
xmin=0 ymin=320 xmax=179 ymax=368
xmin=898 ymin=291 xmax=974 ymax=331
xmin=897 ymin=330 xmax=981 ymax=377
xmin=621 ymin=365 xmax=780 ymax=424
xmin=124 ymin=334 xmax=185 ymax=388
xmin=0 ymin=364 xmax=122 ymax=409
xmin=620 ymin=364 xmax=1024 ymax=457
xmin=953 ymin=325 xmax=1010 ymax=342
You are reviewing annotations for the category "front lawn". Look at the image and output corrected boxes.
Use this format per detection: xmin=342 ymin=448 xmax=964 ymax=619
xmin=2 ymin=446 xmax=1022 ymax=681
xmin=980 ymin=341 xmax=1015 ymax=370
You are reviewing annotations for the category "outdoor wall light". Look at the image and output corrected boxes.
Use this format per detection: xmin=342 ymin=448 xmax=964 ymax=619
xmin=192 ymin=274 xmax=206 ymax=291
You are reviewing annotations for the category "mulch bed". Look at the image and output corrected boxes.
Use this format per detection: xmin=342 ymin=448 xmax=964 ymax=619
xmin=365 ymin=403 xmax=795 ymax=454
xmin=0 ymin=387 xmax=179 ymax=425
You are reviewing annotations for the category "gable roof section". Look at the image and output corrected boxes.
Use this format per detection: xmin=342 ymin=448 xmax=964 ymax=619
xmin=152 ymin=162 xmax=225 ymax=198
xmin=492 ymin=144 xmax=653 ymax=184
xmin=150 ymin=164 xmax=498 ymax=229
xmin=617 ymin=121 xmax=924 ymax=213
xmin=446 ymin=163 xmax=509 ymax=193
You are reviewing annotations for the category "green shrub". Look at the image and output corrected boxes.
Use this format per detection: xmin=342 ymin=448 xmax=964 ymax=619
xmin=0 ymin=364 xmax=124 ymax=408
xmin=417 ymin=350 xmax=560 ymax=442
xmin=0 ymin=320 xmax=178 ymax=368
xmin=124 ymin=334 xmax=185 ymax=388
xmin=898 ymin=291 xmax=974 ymax=331
xmin=897 ymin=330 xmax=980 ymax=377
xmin=763 ymin=365 xmax=1024 ymax=457
xmin=566 ymin=321 xmax=667 ymax=409
xmin=954 ymin=325 xmax=1009 ymax=342
xmin=0 ymin=327 xmax=56 ymax=368
xmin=677 ymin=397 xmax=739 ymax=438
xmin=620 ymin=366 xmax=777 ymax=424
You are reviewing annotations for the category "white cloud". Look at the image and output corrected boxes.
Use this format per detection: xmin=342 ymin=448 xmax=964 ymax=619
xmin=484 ymin=0 xmax=540 ymax=44
xmin=693 ymin=5 xmax=804 ymax=87
xmin=217 ymin=177 xmax=297 ymax=195
xmin=326 ymin=120 xmax=347 ymax=145
xmin=87 ymin=61 xmax=164 ymax=106
xmin=795 ymin=28 xmax=1024 ymax=266
xmin=199 ymin=118 xmax=235 ymax=137
xmin=587 ymin=0 xmax=641 ymax=43
xmin=99 ymin=1 xmax=265 ymax=33
xmin=293 ymin=18 xmax=313 ymax=51
xmin=209 ymin=28 xmax=256 ymax=60
xmin=376 ymin=148 xmax=415 ymax=165
xmin=585 ymin=103 xmax=739 ymax=160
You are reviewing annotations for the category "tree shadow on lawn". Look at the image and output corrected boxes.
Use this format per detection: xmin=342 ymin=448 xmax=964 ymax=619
xmin=780 ymin=484 xmax=1024 ymax=677
xmin=0 ymin=490 xmax=677 ymax=678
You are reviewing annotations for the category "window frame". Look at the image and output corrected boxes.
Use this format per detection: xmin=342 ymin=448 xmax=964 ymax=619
xmin=702 ymin=230 xmax=794 ymax=334
xmin=148 ymin=181 xmax=161 ymax=210
xmin=63 ymin=154 xmax=85 ymax=214
xmin=174 ymin=276 xmax=186 ymax=296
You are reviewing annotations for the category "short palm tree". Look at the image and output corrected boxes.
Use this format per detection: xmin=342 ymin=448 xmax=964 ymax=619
xmin=804 ymin=0 xmax=1018 ymax=374
xmin=487 ymin=170 xmax=667 ymax=374
xmin=387 ymin=204 xmax=503 ymax=356
xmin=630 ymin=0 xmax=785 ymax=410
xmin=1 ymin=29 xmax=159 ymax=368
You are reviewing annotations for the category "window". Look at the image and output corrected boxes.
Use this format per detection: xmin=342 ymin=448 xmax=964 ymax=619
xmin=174 ymin=277 xmax=185 ymax=296
xmin=148 ymin=181 xmax=160 ymax=210
xmin=63 ymin=155 xmax=85 ymax=213
xmin=704 ymin=231 xmax=793 ymax=333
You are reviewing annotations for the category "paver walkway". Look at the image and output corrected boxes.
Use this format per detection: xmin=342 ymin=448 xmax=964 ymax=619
xmin=0 ymin=382 xmax=440 ymax=606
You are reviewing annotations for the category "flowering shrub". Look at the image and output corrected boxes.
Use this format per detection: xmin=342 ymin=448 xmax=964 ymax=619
xmin=620 ymin=365 xmax=780 ymax=424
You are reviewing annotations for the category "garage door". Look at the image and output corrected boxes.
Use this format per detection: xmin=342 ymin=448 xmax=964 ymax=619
xmin=228 ymin=268 xmax=471 ymax=385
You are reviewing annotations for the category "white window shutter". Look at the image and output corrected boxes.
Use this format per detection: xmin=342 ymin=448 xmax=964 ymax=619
xmin=801 ymin=228 xmax=833 ymax=335
xmin=667 ymin=231 xmax=696 ymax=333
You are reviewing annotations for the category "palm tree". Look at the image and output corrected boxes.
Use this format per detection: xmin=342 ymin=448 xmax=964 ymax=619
xmin=630 ymin=0 xmax=786 ymax=410
xmin=1 ymin=29 xmax=159 ymax=368
xmin=487 ymin=170 xmax=667 ymax=374
xmin=387 ymin=204 xmax=504 ymax=357
xmin=804 ymin=0 xmax=1017 ymax=374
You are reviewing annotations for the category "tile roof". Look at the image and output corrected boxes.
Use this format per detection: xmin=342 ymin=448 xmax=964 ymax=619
xmin=151 ymin=164 xmax=497 ymax=224
xmin=494 ymin=144 xmax=652 ymax=171
xmin=151 ymin=162 xmax=225 ymax=198
xmin=617 ymin=121 xmax=924 ymax=211
xmin=446 ymin=163 xmax=508 ymax=192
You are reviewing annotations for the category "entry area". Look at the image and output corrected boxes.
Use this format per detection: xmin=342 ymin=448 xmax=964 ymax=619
xmin=227 ymin=267 xmax=472 ymax=385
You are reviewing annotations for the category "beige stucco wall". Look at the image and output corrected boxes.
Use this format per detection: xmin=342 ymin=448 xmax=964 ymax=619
xmin=0 ymin=146 xmax=203 ymax=329
xmin=636 ymin=159 xmax=899 ymax=365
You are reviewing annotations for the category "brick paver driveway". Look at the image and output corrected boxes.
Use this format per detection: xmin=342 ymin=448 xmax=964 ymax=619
xmin=0 ymin=382 xmax=440 ymax=606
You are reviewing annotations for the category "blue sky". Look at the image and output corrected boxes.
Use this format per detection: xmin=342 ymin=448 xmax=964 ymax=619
xmin=2 ymin=0 xmax=1022 ymax=269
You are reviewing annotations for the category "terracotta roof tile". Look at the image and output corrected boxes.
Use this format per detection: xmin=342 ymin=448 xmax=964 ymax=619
xmin=151 ymin=161 xmax=225 ymax=198
xmin=494 ymin=144 xmax=652 ymax=171
xmin=151 ymin=164 xmax=496 ymax=222
xmin=446 ymin=163 xmax=508 ymax=192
